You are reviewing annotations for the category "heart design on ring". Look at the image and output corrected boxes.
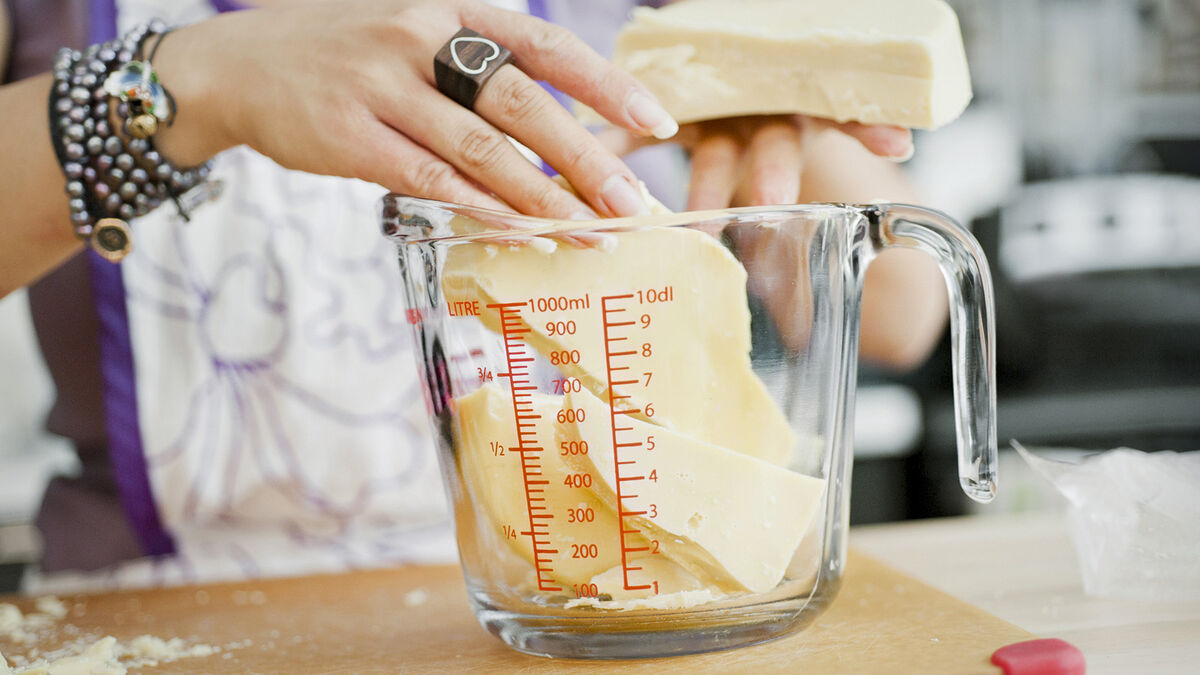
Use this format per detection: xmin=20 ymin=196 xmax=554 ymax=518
xmin=451 ymin=36 xmax=501 ymax=75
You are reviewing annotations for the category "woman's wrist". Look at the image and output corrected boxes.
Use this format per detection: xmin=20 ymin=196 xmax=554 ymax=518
xmin=148 ymin=17 xmax=237 ymax=168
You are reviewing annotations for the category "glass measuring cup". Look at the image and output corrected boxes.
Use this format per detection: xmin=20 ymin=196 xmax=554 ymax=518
xmin=382 ymin=197 xmax=997 ymax=659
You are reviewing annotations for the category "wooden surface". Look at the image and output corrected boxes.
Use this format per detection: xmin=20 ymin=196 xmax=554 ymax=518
xmin=854 ymin=513 xmax=1200 ymax=675
xmin=0 ymin=550 xmax=1030 ymax=674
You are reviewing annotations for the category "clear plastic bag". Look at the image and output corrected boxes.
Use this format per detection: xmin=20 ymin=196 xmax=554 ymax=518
xmin=1014 ymin=441 xmax=1200 ymax=601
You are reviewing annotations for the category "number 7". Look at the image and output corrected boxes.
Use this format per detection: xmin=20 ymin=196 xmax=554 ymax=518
xmin=643 ymin=371 xmax=653 ymax=386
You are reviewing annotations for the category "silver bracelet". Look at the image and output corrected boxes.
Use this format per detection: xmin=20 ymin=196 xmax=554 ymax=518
xmin=48 ymin=19 xmax=215 ymax=263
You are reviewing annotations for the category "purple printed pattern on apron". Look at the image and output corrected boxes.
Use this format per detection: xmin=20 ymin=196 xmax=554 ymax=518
xmin=50 ymin=0 xmax=459 ymax=591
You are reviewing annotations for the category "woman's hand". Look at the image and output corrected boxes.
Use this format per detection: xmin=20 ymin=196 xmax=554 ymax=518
xmin=684 ymin=116 xmax=912 ymax=210
xmin=153 ymin=0 xmax=677 ymax=218
xmin=600 ymin=115 xmax=913 ymax=210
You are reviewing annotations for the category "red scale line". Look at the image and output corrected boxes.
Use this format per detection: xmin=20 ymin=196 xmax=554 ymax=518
xmin=486 ymin=302 xmax=529 ymax=309
xmin=600 ymin=293 xmax=658 ymax=594
xmin=493 ymin=303 xmax=561 ymax=592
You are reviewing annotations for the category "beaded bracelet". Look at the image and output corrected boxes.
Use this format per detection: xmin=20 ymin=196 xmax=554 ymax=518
xmin=48 ymin=19 xmax=216 ymax=263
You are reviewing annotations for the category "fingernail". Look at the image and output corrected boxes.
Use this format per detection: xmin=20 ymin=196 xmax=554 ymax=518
xmin=887 ymin=143 xmax=915 ymax=163
xmin=576 ymin=231 xmax=618 ymax=252
xmin=626 ymin=91 xmax=678 ymax=140
xmin=601 ymin=174 xmax=650 ymax=217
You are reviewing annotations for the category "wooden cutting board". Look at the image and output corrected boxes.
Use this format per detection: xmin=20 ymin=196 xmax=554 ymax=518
xmin=0 ymin=551 xmax=1032 ymax=673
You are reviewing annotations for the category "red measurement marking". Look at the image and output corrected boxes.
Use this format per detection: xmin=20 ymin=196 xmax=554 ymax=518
xmin=450 ymin=349 xmax=486 ymax=362
xmin=600 ymin=294 xmax=654 ymax=593
xmin=487 ymin=302 xmax=561 ymax=593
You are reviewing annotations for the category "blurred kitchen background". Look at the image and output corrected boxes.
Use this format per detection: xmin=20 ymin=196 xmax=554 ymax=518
xmin=854 ymin=0 xmax=1200 ymax=523
xmin=1 ymin=0 xmax=1198 ymax=590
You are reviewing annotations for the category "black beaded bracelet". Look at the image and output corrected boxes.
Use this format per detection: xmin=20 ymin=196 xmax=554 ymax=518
xmin=48 ymin=19 xmax=215 ymax=263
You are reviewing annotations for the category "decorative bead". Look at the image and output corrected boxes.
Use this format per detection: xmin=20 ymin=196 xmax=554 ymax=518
xmin=92 ymin=218 xmax=133 ymax=262
xmin=65 ymin=143 xmax=86 ymax=160
xmin=103 ymin=136 xmax=123 ymax=155
xmin=55 ymin=97 xmax=73 ymax=114
xmin=82 ymin=117 xmax=95 ymax=134
xmin=71 ymin=211 xmax=92 ymax=226
xmin=95 ymin=120 xmax=111 ymax=137
xmin=94 ymin=101 xmax=108 ymax=118
xmin=68 ymin=198 xmax=87 ymax=213
xmin=68 ymin=106 xmax=87 ymax=123
xmin=84 ymin=43 xmax=100 ymax=58
xmin=65 ymin=124 xmax=86 ymax=141
xmin=96 ymin=154 xmax=114 ymax=171
xmin=86 ymin=136 xmax=104 ymax=155
xmin=70 ymin=86 xmax=90 ymax=104
xmin=118 ymin=49 xmax=133 ymax=63
xmin=66 ymin=180 xmax=86 ymax=197
xmin=143 ymin=182 xmax=159 ymax=198
xmin=128 ymin=138 xmax=149 ymax=155
xmin=82 ymin=166 xmax=97 ymax=182
xmin=119 ymin=182 xmax=138 ymax=200
xmin=117 ymin=102 xmax=129 ymax=118
xmin=80 ymin=72 xmax=98 ymax=88
xmin=142 ymin=150 xmax=162 ymax=166
xmin=134 ymin=194 xmax=150 ymax=211
xmin=127 ymin=114 xmax=158 ymax=139
xmin=94 ymin=182 xmax=111 ymax=199
xmin=64 ymin=162 xmax=84 ymax=179
xmin=55 ymin=81 xmax=70 ymax=95
xmin=109 ymin=167 xmax=126 ymax=183
xmin=155 ymin=164 xmax=172 ymax=181
xmin=116 ymin=153 xmax=135 ymax=172
xmin=130 ymin=168 xmax=149 ymax=184
xmin=58 ymin=115 xmax=72 ymax=129
xmin=105 ymin=193 xmax=123 ymax=213
xmin=98 ymin=48 xmax=117 ymax=63
xmin=89 ymin=59 xmax=108 ymax=74
xmin=118 ymin=203 xmax=135 ymax=220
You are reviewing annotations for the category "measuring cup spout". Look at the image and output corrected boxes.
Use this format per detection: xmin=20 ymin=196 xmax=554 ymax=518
xmin=858 ymin=204 xmax=998 ymax=503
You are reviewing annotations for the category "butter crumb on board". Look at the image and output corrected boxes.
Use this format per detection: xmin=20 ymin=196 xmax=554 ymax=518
xmin=0 ymin=597 xmax=227 ymax=674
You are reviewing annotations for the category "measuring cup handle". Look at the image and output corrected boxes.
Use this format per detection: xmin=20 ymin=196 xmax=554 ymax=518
xmin=860 ymin=204 xmax=998 ymax=503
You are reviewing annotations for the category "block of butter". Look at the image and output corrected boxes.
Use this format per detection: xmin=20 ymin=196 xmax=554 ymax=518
xmin=608 ymin=0 xmax=972 ymax=129
xmin=454 ymin=384 xmax=636 ymax=587
xmin=443 ymin=225 xmax=796 ymax=467
xmin=562 ymin=388 xmax=826 ymax=594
